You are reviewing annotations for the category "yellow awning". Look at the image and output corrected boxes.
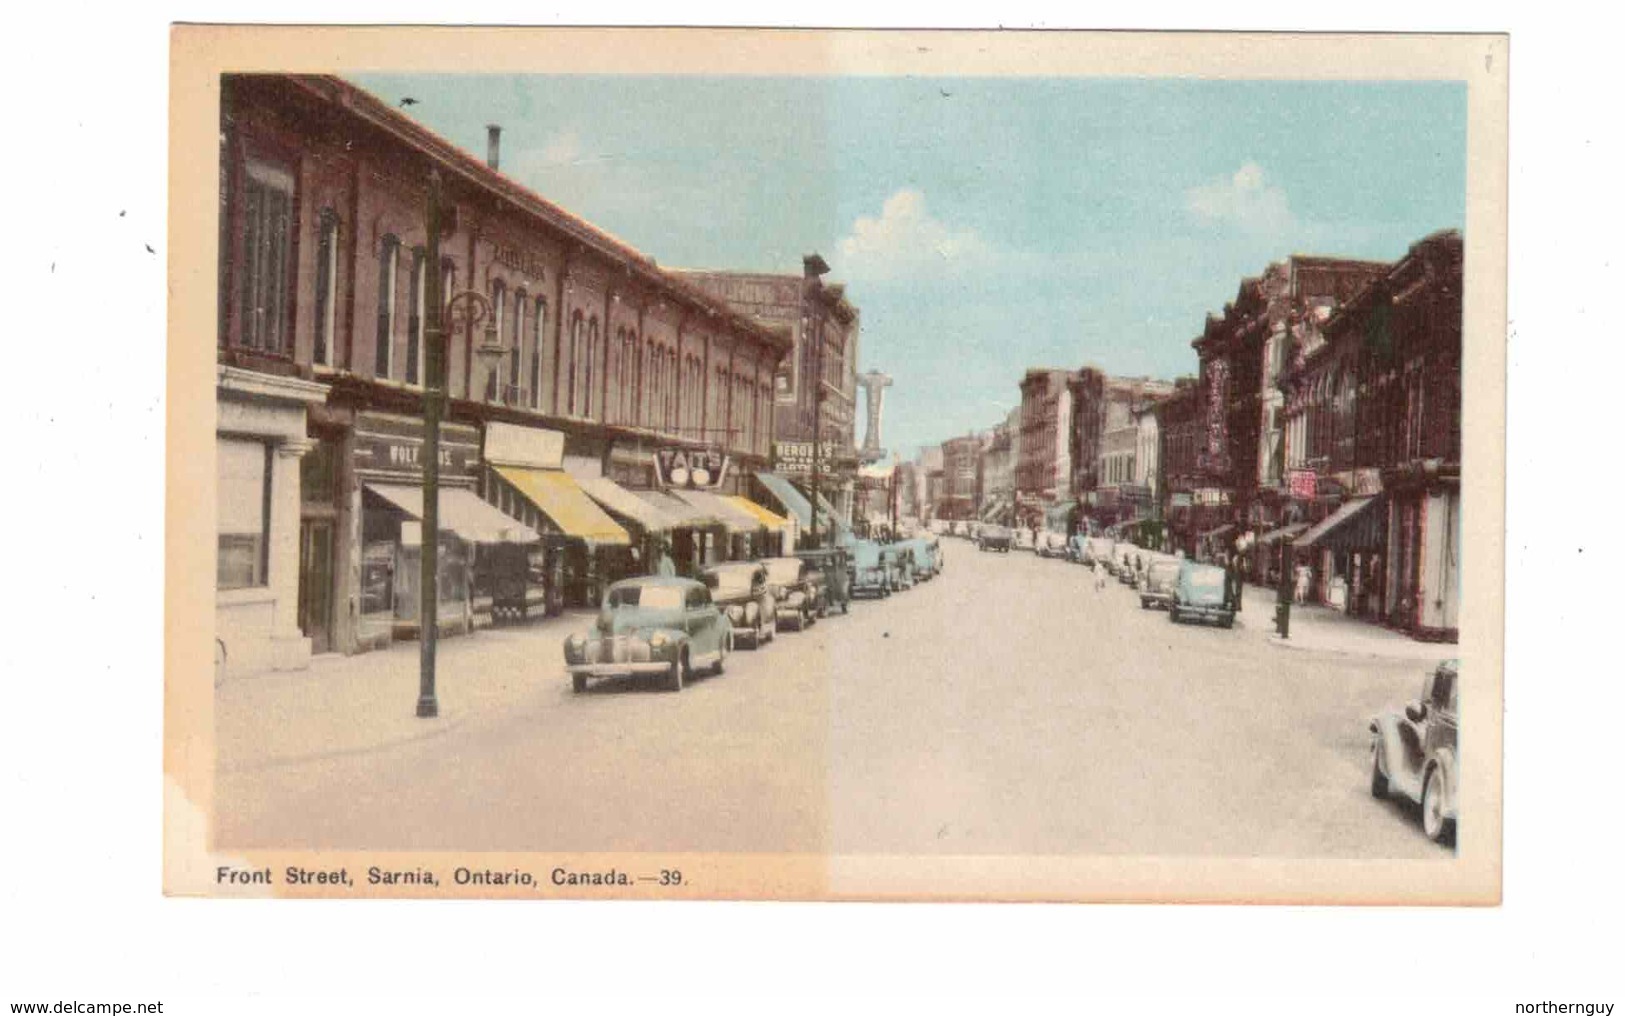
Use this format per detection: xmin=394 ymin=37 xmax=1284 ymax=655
xmin=493 ymin=465 xmax=631 ymax=546
xmin=725 ymin=495 xmax=791 ymax=532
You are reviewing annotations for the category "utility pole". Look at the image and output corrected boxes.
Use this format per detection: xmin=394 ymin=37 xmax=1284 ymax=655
xmin=417 ymin=169 xmax=445 ymax=718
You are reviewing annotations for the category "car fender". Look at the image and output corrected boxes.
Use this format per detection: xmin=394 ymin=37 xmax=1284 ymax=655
xmin=1369 ymin=715 xmax=1407 ymax=783
xmin=1426 ymin=748 xmax=1458 ymax=819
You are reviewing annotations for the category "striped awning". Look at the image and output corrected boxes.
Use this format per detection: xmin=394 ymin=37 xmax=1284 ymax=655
xmin=1296 ymin=496 xmax=1380 ymax=550
xmin=491 ymin=466 xmax=630 ymax=546
xmin=725 ymin=496 xmax=791 ymax=532
xmin=633 ymin=489 xmax=720 ymax=529
xmin=1255 ymin=522 xmax=1309 ymax=547
xmin=575 ymin=475 xmax=681 ymax=532
xmin=671 ymin=489 xmax=760 ymax=534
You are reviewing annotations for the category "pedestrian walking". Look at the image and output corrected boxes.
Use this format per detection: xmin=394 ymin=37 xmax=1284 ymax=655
xmin=1093 ymin=557 xmax=1106 ymax=592
xmin=653 ymin=540 xmax=677 ymax=578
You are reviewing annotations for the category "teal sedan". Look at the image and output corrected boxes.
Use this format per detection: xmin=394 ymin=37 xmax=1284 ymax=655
xmin=1168 ymin=562 xmax=1235 ymax=628
xmin=563 ymin=577 xmax=731 ymax=693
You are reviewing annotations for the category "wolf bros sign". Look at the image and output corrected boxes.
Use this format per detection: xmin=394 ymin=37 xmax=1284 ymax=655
xmin=655 ymin=448 xmax=729 ymax=490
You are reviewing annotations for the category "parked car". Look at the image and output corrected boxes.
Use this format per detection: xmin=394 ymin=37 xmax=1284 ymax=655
xmin=563 ymin=577 xmax=729 ymax=693
xmin=761 ymin=556 xmax=822 ymax=630
xmin=795 ymin=546 xmax=852 ymax=615
xmin=1012 ymin=527 xmax=1035 ymax=551
xmin=701 ymin=561 xmax=776 ymax=649
xmin=850 ymin=540 xmax=894 ymax=598
xmin=898 ymin=536 xmax=943 ymax=581
xmin=1036 ymin=530 xmax=1069 ymax=559
xmin=1370 ymin=660 xmax=1460 ymax=844
xmin=1140 ymin=560 xmax=1181 ymax=610
xmin=1168 ymin=562 xmax=1234 ymax=627
xmin=882 ymin=544 xmax=914 ymax=591
xmin=977 ymin=524 xmax=1014 ymax=552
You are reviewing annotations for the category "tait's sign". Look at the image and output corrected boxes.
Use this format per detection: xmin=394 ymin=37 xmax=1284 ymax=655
xmin=655 ymin=448 xmax=729 ymax=489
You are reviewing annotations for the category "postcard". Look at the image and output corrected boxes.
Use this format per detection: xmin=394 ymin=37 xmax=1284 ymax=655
xmin=168 ymin=26 xmax=1506 ymax=902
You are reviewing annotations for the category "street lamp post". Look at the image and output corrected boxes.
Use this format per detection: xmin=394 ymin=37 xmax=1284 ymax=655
xmin=418 ymin=170 xmax=505 ymax=718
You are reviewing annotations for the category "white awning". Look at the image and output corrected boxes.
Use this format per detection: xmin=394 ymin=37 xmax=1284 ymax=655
xmin=364 ymin=483 xmax=539 ymax=544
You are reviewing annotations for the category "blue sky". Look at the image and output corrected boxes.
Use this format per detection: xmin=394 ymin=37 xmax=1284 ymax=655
xmin=353 ymin=74 xmax=1465 ymax=458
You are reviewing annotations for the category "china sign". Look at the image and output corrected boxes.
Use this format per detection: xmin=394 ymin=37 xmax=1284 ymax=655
xmin=655 ymin=448 xmax=729 ymax=489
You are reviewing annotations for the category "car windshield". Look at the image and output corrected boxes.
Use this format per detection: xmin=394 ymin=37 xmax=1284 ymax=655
xmin=708 ymin=567 xmax=756 ymax=592
xmin=764 ymin=559 xmax=803 ymax=583
xmin=606 ymin=585 xmax=685 ymax=611
xmin=1150 ymin=563 xmax=1180 ymax=580
xmin=1186 ymin=568 xmax=1225 ymax=589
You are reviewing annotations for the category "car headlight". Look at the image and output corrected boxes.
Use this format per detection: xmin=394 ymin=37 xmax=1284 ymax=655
xmin=726 ymin=605 xmax=744 ymax=623
xmin=566 ymin=633 xmax=585 ymax=649
xmin=649 ymin=631 xmax=670 ymax=649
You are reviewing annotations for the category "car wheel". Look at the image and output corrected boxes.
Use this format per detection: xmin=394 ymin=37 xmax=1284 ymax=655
xmin=1421 ymin=766 xmax=1452 ymax=843
xmin=1140 ymin=598 xmax=1150 ymax=609
xmin=1168 ymin=608 xmax=1180 ymax=624
xmin=1369 ymin=745 xmax=1389 ymax=799
xmin=572 ymin=673 xmax=587 ymax=694
xmin=667 ymin=653 xmax=686 ymax=693
xmin=1221 ymin=616 xmax=1234 ymax=629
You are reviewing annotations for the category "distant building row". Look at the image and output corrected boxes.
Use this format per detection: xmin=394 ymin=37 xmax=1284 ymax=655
xmin=910 ymin=229 xmax=1462 ymax=642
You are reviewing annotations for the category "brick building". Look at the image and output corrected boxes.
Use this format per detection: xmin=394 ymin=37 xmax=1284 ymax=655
xmin=215 ymin=74 xmax=790 ymax=666
xmin=1068 ymin=369 xmax=1176 ymax=530
xmin=1280 ymin=230 xmax=1462 ymax=640
xmin=1015 ymin=369 xmax=1074 ymax=530
xmin=938 ymin=434 xmax=984 ymax=521
xmin=1189 ymin=255 xmax=1389 ymax=560
xmin=675 ymin=260 xmax=862 ymax=526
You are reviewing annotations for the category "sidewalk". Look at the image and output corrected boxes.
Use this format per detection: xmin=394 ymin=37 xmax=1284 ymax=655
xmin=216 ymin=609 xmax=597 ymax=773
xmin=1233 ymin=583 xmax=1454 ymax=662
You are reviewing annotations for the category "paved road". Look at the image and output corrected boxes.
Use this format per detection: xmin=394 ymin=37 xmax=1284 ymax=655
xmin=217 ymin=542 xmax=1448 ymax=858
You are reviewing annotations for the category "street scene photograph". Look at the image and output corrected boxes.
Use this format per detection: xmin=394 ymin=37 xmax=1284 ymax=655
xmin=173 ymin=29 xmax=1504 ymax=900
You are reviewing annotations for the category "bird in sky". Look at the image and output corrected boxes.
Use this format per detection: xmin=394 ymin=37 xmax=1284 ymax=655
xmin=399 ymin=97 xmax=419 ymax=107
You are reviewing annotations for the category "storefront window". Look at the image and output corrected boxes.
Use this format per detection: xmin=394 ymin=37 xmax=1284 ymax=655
xmin=217 ymin=437 xmax=270 ymax=589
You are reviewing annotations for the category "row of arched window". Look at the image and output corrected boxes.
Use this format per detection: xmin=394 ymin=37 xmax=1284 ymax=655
xmin=285 ymin=205 xmax=770 ymax=453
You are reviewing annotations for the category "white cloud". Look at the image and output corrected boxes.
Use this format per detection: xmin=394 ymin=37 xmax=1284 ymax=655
xmin=1185 ymin=162 xmax=1296 ymax=235
xmin=836 ymin=189 xmax=990 ymax=281
xmin=536 ymin=130 xmax=584 ymax=167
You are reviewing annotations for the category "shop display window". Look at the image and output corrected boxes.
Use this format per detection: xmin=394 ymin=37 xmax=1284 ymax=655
xmin=217 ymin=437 xmax=270 ymax=590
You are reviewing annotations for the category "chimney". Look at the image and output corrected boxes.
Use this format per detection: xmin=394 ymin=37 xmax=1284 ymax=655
xmin=486 ymin=124 xmax=502 ymax=171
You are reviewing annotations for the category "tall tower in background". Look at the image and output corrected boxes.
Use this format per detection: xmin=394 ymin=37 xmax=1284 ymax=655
xmin=857 ymin=370 xmax=893 ymax=463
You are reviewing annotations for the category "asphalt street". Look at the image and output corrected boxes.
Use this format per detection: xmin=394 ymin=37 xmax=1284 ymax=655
xmin=216 ymin=542 xmax=1449 ymax=858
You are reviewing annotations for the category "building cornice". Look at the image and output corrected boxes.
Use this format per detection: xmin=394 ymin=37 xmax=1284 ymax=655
xmin=217 ymin=365 xmax=331 ymax=405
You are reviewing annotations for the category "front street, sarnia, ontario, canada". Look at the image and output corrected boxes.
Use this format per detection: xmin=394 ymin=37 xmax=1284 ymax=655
xmin=216 ymin=541 xmax=1448 ymax=859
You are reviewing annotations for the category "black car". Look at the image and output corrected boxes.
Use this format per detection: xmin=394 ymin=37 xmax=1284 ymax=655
xmin=977 ymin=524 xmax=1014 ymax=553
xmin=795 ymin=546 xmax=852 ymax=615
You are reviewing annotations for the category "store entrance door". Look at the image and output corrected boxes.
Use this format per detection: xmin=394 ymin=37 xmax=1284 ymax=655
xmin=298 ymin=519 xmax=335 ymax=655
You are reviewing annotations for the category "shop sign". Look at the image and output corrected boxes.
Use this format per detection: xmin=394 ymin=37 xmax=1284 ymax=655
xmin=1288 ymin=469 xmax=1318 ymax=500
xmin=1194 ymin=488 xmax=1231 ymax=506
xmin=1352 ymin=467 xmax=1384 ymax=497
xmin=355 ymin=412 xmax=478 ymax=480
xmin=655 ymin=447 xmax=729 ymax=489
xmin=1170 ymin=492 xmax=1194 ymax=509
xmin=484 ymin=421 xmax=565 ymax=471
xmin=774 ymin=440 xmax=846 ymax=476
